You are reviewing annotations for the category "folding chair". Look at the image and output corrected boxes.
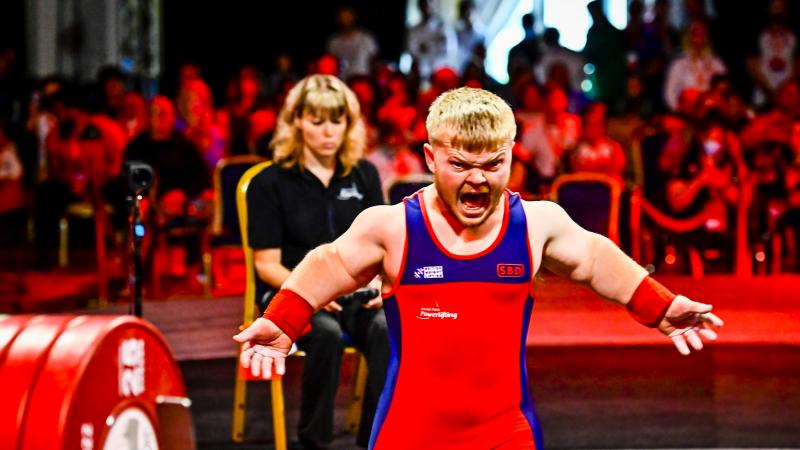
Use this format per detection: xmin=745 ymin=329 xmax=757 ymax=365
xmin=551 ymin=172 xmax=623 ymax=245
xmin=231 ymin=161 xmax=368 ymax=449
xmin=207 ymin=155 xmax=266 ymax=295
xmin=385 ymin=173 xmax=434 ymax=204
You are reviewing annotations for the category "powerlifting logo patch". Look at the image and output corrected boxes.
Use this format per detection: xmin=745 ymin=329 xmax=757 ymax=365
xmin=413 ymin=265 xmax=444 ymax=279
xmin=416 ymin=300 xmax=458 ymax=320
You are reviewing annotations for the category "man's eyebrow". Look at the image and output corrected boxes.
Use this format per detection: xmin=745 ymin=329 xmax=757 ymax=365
xmin=448 ymin=151 xmax=506 ymax=166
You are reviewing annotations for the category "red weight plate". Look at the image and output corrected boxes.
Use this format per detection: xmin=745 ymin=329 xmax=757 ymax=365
xmin=0 ymin=315 xmax=77 ymax=449
xmin=21 ymin=315 xmax=188 ymax=450
xmin=0 ymin=315 xmax=34 ymax=365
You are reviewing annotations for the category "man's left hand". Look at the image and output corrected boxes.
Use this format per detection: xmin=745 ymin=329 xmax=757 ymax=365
xmin=659 ymin=295 xmax=724 ymax=355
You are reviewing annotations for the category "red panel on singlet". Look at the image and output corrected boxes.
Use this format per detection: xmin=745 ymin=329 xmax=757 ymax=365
xmin=369 ymin=191 xmax=542 ymax=449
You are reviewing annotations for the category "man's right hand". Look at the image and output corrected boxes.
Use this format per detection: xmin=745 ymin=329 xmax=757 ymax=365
xmin=322 ymin=300 xmax=343 ymax=313
xmin=233 ymin=318 xmax=294 ymax=379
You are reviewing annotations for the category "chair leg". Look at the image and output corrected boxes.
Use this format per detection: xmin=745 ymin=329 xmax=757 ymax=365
xmin=95 ymin=210 xmax=109 ymax=304
xmin=785 ymin=227 xmax=797 ymax=271
xmin=344 ymin=353 xmax=368 ymax=434
xmin=231 ymin=369 xmax=248 ymax=443
xmin=151 ymin=235 xmax=164 ymax=298
xmin=771 ymin=233 xmax=783 ymax=274
xmin=271 ymin=377 xmax=288 ymax=450
xmin=58 ymin=217 xmax=68 ymax=268
xmin=688 ymin=246 xmax=704 ymax=279
xmin=202 ymin=250 xmax=212 ymax=297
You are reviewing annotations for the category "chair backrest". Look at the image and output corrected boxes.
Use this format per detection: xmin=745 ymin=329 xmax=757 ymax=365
xmin=551 ymin=172 xmax=622 ymax=245
xmin=236 ymin=161 xmax=273 ymax=326
xmin=213 ymin=155 xmax=267 ymax=240
xmin=631 ymin=132 xmax=673 ymax=209
xmin=385 ymin=174 xmax=434 ymax=204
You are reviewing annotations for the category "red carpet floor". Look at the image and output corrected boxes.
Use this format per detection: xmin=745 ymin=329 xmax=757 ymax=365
xmin=5 ymin=273 xmax=799 ymax=448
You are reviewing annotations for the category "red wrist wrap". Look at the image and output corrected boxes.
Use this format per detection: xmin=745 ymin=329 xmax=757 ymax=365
xmin=626 ymin=277 xmax=676 ymax=328
xmin=262 ymin=289 xmax=314 ymax=341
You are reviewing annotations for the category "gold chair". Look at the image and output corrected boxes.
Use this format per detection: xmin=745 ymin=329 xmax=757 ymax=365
xmin=58 ymin=198 xmax=112 ymax=304
xmin=384 ymin=173 xmax=434 ymax=204
xmin=231 ymin=161 xmax=368 ymax=449
xmin=207 ymin=155 xmax=266 ymax=296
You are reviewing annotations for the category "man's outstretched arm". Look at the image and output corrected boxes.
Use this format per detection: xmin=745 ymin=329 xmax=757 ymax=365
xmin=233 ymin=205 xmax=391 ymax=378
xmin=532 ymin=201 xmax=723 ymax=355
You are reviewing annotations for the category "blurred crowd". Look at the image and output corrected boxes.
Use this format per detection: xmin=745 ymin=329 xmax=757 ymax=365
xmin=0 ymin=0 xmax=799 ymax=278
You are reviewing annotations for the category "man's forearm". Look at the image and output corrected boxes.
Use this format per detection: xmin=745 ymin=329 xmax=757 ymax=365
xmin=585 ymin=234 xmax=649 ymax=305
xmin=283 ymin=243 xmax=371 ymax=310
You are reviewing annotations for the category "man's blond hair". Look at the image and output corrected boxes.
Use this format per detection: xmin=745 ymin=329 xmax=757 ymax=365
xmin=271 ymin=74 xmax=365 ymax=175
xmin=426 ymin=87 xmax=516 ymax=152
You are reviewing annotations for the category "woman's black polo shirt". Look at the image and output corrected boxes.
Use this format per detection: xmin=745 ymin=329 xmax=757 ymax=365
xmin=246 ymin=159 xmax=384 ymax=270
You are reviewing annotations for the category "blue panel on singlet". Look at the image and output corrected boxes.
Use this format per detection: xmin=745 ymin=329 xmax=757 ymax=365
xmin=400 ymin=191 xmax=532 ymax=285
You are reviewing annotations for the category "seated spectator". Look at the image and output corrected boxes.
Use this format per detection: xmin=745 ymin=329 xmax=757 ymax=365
xmin=664 ymin=115 xmax=743 ymax=270
xmin=246 ymin=74 xmax=387 ymax=449
xmin=124 ymin=96 xmax=212 ymax=223
xmin=747 ymin=0 xmax=797 ymax=107
xmin=223 ymin=66 xmax=265 ymax=155
xmin=535 ymin=28 xmax=584 ymax=99
xmin=664 ymin=19 xmax=726 ymax=111
xmin=96 ymin=66 xmax=126 ymax=119
xmin=746 ymin=140 xmax=793 ymax=242
xmin=326 ymin=6 xmax=379 ymax=80
xmin=176 ymin=78 xmax=226 ymax=170
xmin=367 ymin=106 xmax=425 ymax=188
xmin=349 ymin=75 xmax=380 ymax=151
xmin=516 ymin=86 xmax=581 ymax=192
xmin=34 ymin=87 xmax=127 ymax=266
xmin=568 ymin=102 xmax=626 ymax=179
xmin=0 ymin=120 xmax=25 ymax=242
xmin=247 ymin=107 xmax=277 ymax=158
xmin=666 ymin=117 xmax=741 ymax=227
xmin=406 ymin=0 xmax=458 ymax=83
xmin=124 ymin=96 xmax=212 ymax=277
xmin=740 ymin=79 xmax=800 ymax=150
xmin=118 ymin=91 xmax=148 ymax=139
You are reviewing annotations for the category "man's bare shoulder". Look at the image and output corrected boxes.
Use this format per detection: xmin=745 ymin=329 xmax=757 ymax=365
xmin=350 ymin=203 xmax=406 ymax=236
xmin=520 ymin=199 xmax=572 ymax=233
xmin=520 ymin=199 xmax=568 ymax=218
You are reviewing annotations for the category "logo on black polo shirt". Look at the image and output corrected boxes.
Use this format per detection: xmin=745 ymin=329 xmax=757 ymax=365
xmin=337 ymin=182 xmax=364 ymax=201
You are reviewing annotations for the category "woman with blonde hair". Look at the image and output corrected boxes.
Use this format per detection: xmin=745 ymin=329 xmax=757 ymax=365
xmin=246 ymin=73 xmax=388 ymax=449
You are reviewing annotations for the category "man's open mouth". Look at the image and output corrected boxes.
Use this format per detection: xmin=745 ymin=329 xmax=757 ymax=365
xmin=459 ymin=191 xmax=489 ymax=211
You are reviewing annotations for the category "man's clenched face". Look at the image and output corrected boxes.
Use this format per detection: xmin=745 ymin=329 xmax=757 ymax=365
xmin=425 ymin=135 xmax=512 ymax=228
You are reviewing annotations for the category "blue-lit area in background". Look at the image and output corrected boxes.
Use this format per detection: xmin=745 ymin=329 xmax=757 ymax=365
xmin=542 ymin=0 xmax=593 ymax=51
xmin=485 ymin=0 xmax=534 ymax=84
xmin=486 ymin=0 xmax=629 ymax=84
xmin=606 ymin=0 xmax=629 ymax=30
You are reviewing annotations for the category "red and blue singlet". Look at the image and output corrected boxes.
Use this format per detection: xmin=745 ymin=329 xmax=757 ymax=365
xmin=370 ymin=190 xmax=543 ymax=449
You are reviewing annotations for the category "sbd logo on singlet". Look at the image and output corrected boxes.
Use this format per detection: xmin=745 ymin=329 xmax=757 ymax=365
xmin=497 ymin=263 xmax=524 ymax=277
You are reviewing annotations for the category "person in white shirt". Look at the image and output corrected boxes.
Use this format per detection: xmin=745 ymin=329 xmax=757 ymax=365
xmin=406 ymin=0 xmax=458 ymax=82
xmin=664 ymin=20 xmax=726 ymax=111
xmin=454 ymin=0 xmax=485 ymax=75
xmin=747 ymin=0 xmax=797 ymax=107
xmin=327 ymin=7 xmax=380 ymax=81
xmin=535 ymin=28 xmax=584 ymax=93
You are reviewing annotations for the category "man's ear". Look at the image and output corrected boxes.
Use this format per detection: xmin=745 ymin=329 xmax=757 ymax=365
xmin=423 ymin=143 xmax=436 ymax=173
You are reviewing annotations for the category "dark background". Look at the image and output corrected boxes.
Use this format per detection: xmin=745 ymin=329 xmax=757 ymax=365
xmin=3 ymin=0 xmax=800 ymax=99
xmin=161 ymin=0 xmax=408 ymax=100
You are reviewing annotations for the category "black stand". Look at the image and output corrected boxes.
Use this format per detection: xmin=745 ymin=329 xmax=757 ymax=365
xmin=128 ymin=193 xmax=145 ymax=318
